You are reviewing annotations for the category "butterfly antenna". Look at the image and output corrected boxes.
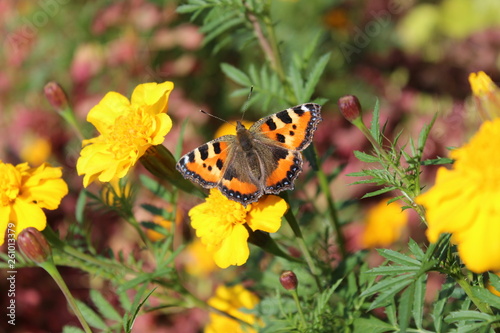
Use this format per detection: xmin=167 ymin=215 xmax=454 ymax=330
xmin=239 ymin=86 xmax=254 ymax=122
xmin=199 ymin=110 xmax=234 ymax=127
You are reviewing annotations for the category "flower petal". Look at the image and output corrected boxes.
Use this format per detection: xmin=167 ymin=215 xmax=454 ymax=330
xmin=246 ymin=195 xmax=287 ymax=233
xmin=11 ymin=199 xmax=47 ymax=238
xmin=213 ymin=224 xmax=250 ymax=268
xmin=456 ymin=202 xmax=500 ymax=273
xmin=150 ymin=113 xmax=173 ymax=145
xmin=0 ymin=205 xmax=12 ymax=246
xmin=87 ymin=92 xmax=131 ymax=134
xmin=21 ymin=164 xmax=68 ymax=210
xmin=131 ymin=81 xmax=174 ymax=114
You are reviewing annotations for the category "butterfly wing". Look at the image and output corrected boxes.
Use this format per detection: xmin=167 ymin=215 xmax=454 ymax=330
xmin=250 ymin=103 xmax=322 ymax=151
xmin=252 ymin=143 xmax=303 ymax=194
xmin=176 ymin=135 xmax=235 ymax=188
xmin=176 ymin=135 xmax=263 ymax=204
xmin=249 ymin=103 xmax=321 ymax=193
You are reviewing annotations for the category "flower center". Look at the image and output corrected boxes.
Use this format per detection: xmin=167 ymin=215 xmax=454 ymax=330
xmin=103 ymin=108 xmax=155 ymax=159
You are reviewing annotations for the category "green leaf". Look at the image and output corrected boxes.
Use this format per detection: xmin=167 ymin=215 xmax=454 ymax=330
xmin=385 ymin=300 xmax=397 ymax=326
xmin=202 ymin=14 xmax=244 ymax=47
xmin=398 ymin=282 xmax=415 ymax=331
xmin=368 ymin=279 xmax=413 ymax=311
xmin=455 ymin=322 xmax=492 ymax=333
xmin=118 ymin=274 xmax=152 ymax=293
xmin=361 ymin=186 xmax=397 ymax=198
xmin=488 ymin=272 xmax=500 ymax=292
xmin=353 ymin=317 xmax=396 ymax=333
xmin=353 ymin=150 xmax=379 ymax=163
xmin=361 ymin=274 xmax=414 ymax=298
xmin=221 ymin=63 xmax=252 ymax=86
xmin=418 ymin=112 xmax=438 ymax=153
xmin=75 ymin=190 xmax=88 ymax=225
xmin=140 ymin=204 xmax=164 ymax=217
xmin=470 ymin=286 xmax=500 ymax=309
xmin=445 ymin=310 xmax=495 ymax=323
xmin=433 ymin=279 xmax=456 ymax=332
xmin=420 ymin=157 xmax=454 ymax=166
xmin=141 ymin=221 xmax=169 ymax=237
xmin=376 ymin=249 xmax=421 ymax=267
xmin=62 ymin=326 xmax=85 ymax=333
xmin=412 ymin=274 xmax=427 ymax=330
xmin=288 ymin=63 xmax=304 ymax=103
xmin=123 ymin=286 xmax=157 ymax=333
xmin=90 ymin=289 xmax=122 ymax=322
xmin=370 ymin=99 xmax=381 ymax=144
xmin=303 ymin=52 xmax=330 ymax=101
xmin=75 ymin=299 xmax=107 ymax=330
xmin=408 ymin=238 xmax=425 ymax=261
xmin=364 ymin=266 xmax=420 ymax=275
xmin=118 ymin=291 xmax=132 ymax=313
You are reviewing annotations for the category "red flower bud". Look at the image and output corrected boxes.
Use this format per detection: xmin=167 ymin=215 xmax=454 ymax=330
xmin=44 ymin=81 xmax=69 ymax=112
xmin=338 ymin=95 xmax=362 ymax=122
xmin=280 ymin=270 xmax=298 ymax=290
xmin=17 ymin=227 xmax=52 ymax=264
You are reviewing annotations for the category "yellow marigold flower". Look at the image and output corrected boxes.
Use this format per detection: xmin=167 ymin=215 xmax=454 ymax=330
xmin=205 ymin=285 xmax=261 ymax=333
xmin=184 ymin=238 xmax=218 ymax=276
xmin=361 ymin=199 xmax=409 ymax=248
xmin=20 ymin=137 xmax=52 ymax=166
xmin=214 ymin=120 xmax=253 ymax=138
xmin=77 ymin=81 xmax=174 ymax=187
xmin=0 ymin=161 xmax=68 ymax=245
xmin=417 ymin=118 xmax=500 ymax=273
xmin=468 ymin=71 xmax=500 ymax=120
xmin=189 ymin=189 xmax=288 ymax=268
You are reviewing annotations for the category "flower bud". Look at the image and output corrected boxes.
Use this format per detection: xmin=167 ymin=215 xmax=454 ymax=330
xmin=17 ymin=227 xmax=52 ymax=264
xmin=44 ymin=81 xmax=69 ymax=112
xmin=338 ymin=95 xmax=362 ymax=122
xmin=280 ymin=270 xmax=298 ymax=290
xmin=468 ymin=71 xmax=500 ymax=120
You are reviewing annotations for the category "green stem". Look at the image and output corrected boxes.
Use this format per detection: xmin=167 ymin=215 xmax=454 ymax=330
xmin=352 ymin=118 xmax=428 ymax=225
xmin=291 ymin=289 xmax=307 ymax=329
xmin=282 ymin=195 xmax=322 ymax=291
xmin=59 ymin=107 xmax=85 ymax=141
xmin=314 ymin=146 xmax=346 ymax=258
xmin=40 ymin=261 xmax=92 ymax=333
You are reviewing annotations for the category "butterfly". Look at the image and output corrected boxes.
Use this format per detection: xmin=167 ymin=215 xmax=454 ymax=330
xmin=176 ymin=103 xmax=322 ymax=206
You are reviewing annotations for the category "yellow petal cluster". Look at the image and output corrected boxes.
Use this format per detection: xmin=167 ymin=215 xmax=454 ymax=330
xmin=0 ymin=161 xmax=68 ymax=245
xmin=184 ymin=238 xmax=218 ymax=276
xmin=205 ymin=285 xmax=261 ymax=333
xmin=361 ymin=199 xmax=408 ymax=248
xmin=77 ymin=81 xmax=174 ymax=187
xmin=189 ymin=189 xmax=287 ymax=268
xmin=417 ymin=118 xmax=500 ymax=273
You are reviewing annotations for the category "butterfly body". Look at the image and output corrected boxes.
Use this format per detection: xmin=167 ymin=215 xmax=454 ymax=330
xmin=176 ymin=103 xmax=322 ymax=205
